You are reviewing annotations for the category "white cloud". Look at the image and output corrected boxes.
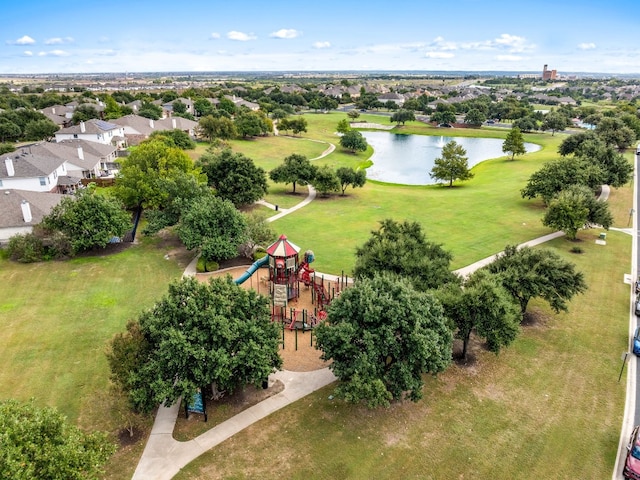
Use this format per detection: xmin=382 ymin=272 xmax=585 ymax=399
xmin=23 ymin=51 xmax=33 ymax=57
xmin=425 ymin=51 xmax=455 ymax=59
xmin=210 ymin=32 xmax=221 ymax=39
xmin=270 ymin=29 xmax=300 ymax=39
xmin=45 ymin=37 xmax=74 ymax=45
xmin=227 ymin=31 xmax=257 ymax=41
xmin=492 ymin=34 xmax=532 ymax=53
xmin=37 ymin=50 xmax=70 ymax=57
xmin=313 ymin=41 xmax=331 ymax=49
xmin=9 ymin=35 xmax=36 ymax=45
xmin=496 ymin=54 xmax=523 ymax=61
xmin=578 ymin=42 xmax=596 ymax=50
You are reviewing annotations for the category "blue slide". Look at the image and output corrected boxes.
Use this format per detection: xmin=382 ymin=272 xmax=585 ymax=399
xmin=234 ymin=255 xmax=269 ymax=285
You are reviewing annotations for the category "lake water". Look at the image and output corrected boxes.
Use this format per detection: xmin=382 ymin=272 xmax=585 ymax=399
xmin=361 ymin=131 xmax=541 ymax=185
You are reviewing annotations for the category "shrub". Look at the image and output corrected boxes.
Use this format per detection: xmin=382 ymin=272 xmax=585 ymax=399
xmin=253 ymin=248 xmax=267 ymax=261
xmin=570 ymin=246 xmax=584 ymax=254
xmin=7 ymin=233 xmax=44 ymax=263
xmin=196 ymin=257 xmax=219 ymax=273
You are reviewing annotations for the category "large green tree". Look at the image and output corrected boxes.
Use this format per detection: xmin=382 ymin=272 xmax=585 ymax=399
xmin=464 ymin=108 xmax=486 ymax=127
xmin=114 ymin=138 xmax=204 ymax=209
xmin=199 ymin=149 xmax=268 ymax=206
xmin=486 ymin=244 xmax=587 ymax=316
xmin=313 ymin=165 xmax=340 ymax=196
xmin=315 ymin=274 xmax=452 ymax=408
xmin=542 ymin=111 xmax=570 ymax=135
xmin=437 ymin=270 xmax=520 ymax=361
xmin=339 ymin=130 xmax=368 ymax=153
xmin=197 ymin=115 xmax=237 ymax=142
xmin=542 ymin=184 xmax=612 ymax=240
xmin=0 ymin=399 xmax=115 ymax=479
xmin=502 ymin=126 xmax=526 ymax=160
xmin=430 ymin=140 xmax=474 ymax=187
xmin=390 ymin=109 xmax=415 ymax=125
xmin=23 ymin=118 xmax=59 ymax=141
xmin=42 ymin=186 xmax=131 ymax=254
xmin=269 ymin=153 xmax=317 ymax=193
xmin=107 ymin=276 xmax=282 ymax=413
xmin=353 ymin=219 xmax=459 ymax=292
xmin=336 ymin=166 xmax=367 ymax=195
xmin=595 ymin=117 xmax=636 ymax=149
xmin=177 ymin=193 xmax=247 ymax=262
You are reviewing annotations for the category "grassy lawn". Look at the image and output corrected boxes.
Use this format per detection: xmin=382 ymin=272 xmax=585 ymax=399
xmin=0 ymin=235 xmax=189 ymax=480
xmin=175 ymin=225 xmax=630 ymax=480
xmin=0 ymin=109 xmax=633 ymax=479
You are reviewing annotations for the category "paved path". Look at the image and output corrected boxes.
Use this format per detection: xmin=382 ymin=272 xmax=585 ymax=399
xmin=135 ymin=177 xmax=617 ymax=479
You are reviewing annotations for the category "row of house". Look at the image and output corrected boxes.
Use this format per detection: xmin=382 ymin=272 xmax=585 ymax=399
xmin=0 ymin=113 xmax=198 ymax=242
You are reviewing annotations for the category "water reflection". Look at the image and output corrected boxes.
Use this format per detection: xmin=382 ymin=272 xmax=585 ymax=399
xmin=361 ymin=131 xmax=541 ymax=185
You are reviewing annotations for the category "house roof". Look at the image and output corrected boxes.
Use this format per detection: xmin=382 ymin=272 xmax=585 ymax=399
xmin=56 ymin=119 xmax=120 ymax=135
xmin=0 ymin=149 xmax=65 ymax=179
xmin=56 ymin=139 xmax=117 ymax=160
xmin=0 ymin=189 xmax=64 ymax=228
xmin=111 ymin=114 xmax=156 ymax=135
xmin=30 ymin=142 xmax=101 ymax=171
xmin=155 ymin=116 xmax=198 ymax=131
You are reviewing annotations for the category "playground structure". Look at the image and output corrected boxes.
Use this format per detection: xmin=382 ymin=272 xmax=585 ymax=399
xmin=234 ymin=234 xmax=350 ymax=332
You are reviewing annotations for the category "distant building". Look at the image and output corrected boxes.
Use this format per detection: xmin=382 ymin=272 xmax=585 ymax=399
xmin=542 ymin=64 xmax=557 ymax=81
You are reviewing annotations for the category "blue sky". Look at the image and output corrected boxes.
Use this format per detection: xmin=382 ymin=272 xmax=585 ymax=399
xmin=2 ymin=0 xmax=639 ymax=74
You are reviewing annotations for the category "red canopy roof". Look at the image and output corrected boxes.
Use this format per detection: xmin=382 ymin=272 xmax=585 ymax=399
xmin=266 ymin=234 xmax=300 ymax=258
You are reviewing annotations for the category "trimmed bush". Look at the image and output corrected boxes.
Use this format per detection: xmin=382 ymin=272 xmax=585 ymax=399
xmin=7 ymin=233 xmax=44 ymax=263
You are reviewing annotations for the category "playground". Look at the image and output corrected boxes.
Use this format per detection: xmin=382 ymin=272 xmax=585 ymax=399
xmin=196 ymin=235 xmax=350 ymax=372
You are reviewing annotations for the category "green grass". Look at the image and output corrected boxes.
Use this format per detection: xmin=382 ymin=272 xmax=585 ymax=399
xmin=0 ymin=236 xmax=186 ymax=479
xmin=0 ymin=110 xmax=633 ymax=479
xmin=174 ymin=227 xmax=630 ymax=479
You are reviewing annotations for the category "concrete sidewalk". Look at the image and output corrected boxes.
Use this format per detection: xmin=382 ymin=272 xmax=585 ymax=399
xmin=132 ymin=368 xmax=336 ymax=480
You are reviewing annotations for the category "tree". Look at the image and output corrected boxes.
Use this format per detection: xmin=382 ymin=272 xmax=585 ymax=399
xmin=289 ymin=117 xmax=308 ymax=135
xmin=558 ymin=130 xmax=599 ymax=156
xmin=177 ymin=193 xmax=247 ymax=262
xmin=542 ymin=185 xmax=612 ymax=240
xmin=269 ymin=153 xmax=317 ymax=193
xmin=436 ymin=269 xmax=519 ymax=361
xmin=138 ymin=102 xmax=163 ymax=120
xmin=313 ymin=165 xmax=340 ymax=196
xmin=336 ymin=118 xmax=351 ymax=134
xmin=0 ymin=118 xmax=21 ymax=142
xmin=107 ymin=276 xmax=282 ymax=413
xmin=194 ymin=98 xmax=214 ymax=117
xmin=239 ymin=210 xmax=277 ymax=258
xmin=23 ymin=119 xmax=59 ymax=141
xmin=464 ymin=108 xmax=486 ymax=127
xmin=486 ymin=244 xmax=587 ymax=316
xmin=430 ymin=110 xmax=456 ymax=125
xmin=315 ymin=274 xmax=452 ymax=408
xmin=199 ymin=149 xmax=268 ymax=206
xmin=235 ymin=111 xmax=272 ymax=137
xmin=502 ymin=126 xmax=526 ymax=160
xmin=197 ymin=115 xmax=237 ymax=142
xmin=336 ymin=166 xmax=366 ymax=195
xmin=114 ymin=138 xmax=204 ymax=209
xmin=520 ymin=157 xmax=598 ymax=205
xmin=542 ymin=111 xmax=570 ymax=135
xmin=390 ymin=109 xmax=415 ymax=125
xmin=149 ymin=129 xmax=196 ymax=149
xmin=347 ymin=110 xmax=361 ymax=120
xmin=42 ymin=186 xmax=131 ymax=254
xmin=513 ymin=116 xmax=538 ymax=133
xmin=353 ymin=219 xmax=459 ymax=292
xmin=595 ymin=117 xmax=636 ymax=149
xmin=71 ymin=104 xmax=99 ymax=124
xmin=430 ymin=140 xmax=474 ymax=187
xmin=0 ymin=399 xmax=115 ymax=479
xmin=340 ymin=130 xmax=368 ymax=153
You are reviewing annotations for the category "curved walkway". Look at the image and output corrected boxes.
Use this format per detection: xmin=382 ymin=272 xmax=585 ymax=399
xmin=136 ymin=182 xmax=616 ymax=479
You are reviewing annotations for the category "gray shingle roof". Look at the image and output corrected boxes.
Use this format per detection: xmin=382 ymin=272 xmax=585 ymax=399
xmin=0 ymin=149 xmax=65 ymax=179
xmin=0 ymin=189 xmax=64 ymax=228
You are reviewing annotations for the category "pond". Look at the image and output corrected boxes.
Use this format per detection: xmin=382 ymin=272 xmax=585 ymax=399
xmin=361 ymin=131 xmax=541 ymax=185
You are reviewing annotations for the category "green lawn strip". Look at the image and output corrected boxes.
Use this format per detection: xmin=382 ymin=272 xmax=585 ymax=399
xmin=174 ymin=230 xmax=630 ymax=480
xmin=0 ymin=238 xmax=184 ymax=479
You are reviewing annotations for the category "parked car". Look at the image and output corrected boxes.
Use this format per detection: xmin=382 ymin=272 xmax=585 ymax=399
xmin=624 ymin=425 xmax=640 ymax=479
xmin=634 ymin=327 xmax=640 ymax=356
xmin=635 ymin=296 xmax=640 ymax=316
xmin=438 ymin=123 xmax=453 ymax=128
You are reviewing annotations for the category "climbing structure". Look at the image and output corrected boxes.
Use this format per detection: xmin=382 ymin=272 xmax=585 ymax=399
xmin=266 ymin=234 xmax=301 ymax=307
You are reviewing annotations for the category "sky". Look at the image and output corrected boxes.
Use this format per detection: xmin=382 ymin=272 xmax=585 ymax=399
xmin=1 ymin=0 xmax=639 ymax=75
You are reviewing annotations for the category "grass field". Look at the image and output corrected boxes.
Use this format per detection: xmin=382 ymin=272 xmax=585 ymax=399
xmin=0 ymin=111 xmax=634 ymax=479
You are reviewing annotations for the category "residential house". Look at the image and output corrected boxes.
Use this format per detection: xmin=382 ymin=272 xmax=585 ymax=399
xmin=56 ymin=139 xmax=118 ymax=174
xmin=377 ymin=92 xmax=405 ymax=106
xmin=111 ymin=114 xmax=198 ymax=145
xmin=55 ymin=119 xmax=126 ymax=148
xmin=0 ymin=189 xmax=64 ymax=243
xmin=160 ymin=97 xmax=195 ymax=117
xmin=0 ymin=148 xmax=80 ymax=194
xmin=30 ymin=142 xmax=103 ymax=179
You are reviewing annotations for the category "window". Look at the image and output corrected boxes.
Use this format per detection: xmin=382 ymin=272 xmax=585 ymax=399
xmin=39 ymin=177 xmax=46 ymax=186
xmin=0 ymin=179 xmax=3 ymax=187
xmin=53 ymin=171 xmax=57 ymax=179
xmin=73 ymin=134 xmax=78 ymax=138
